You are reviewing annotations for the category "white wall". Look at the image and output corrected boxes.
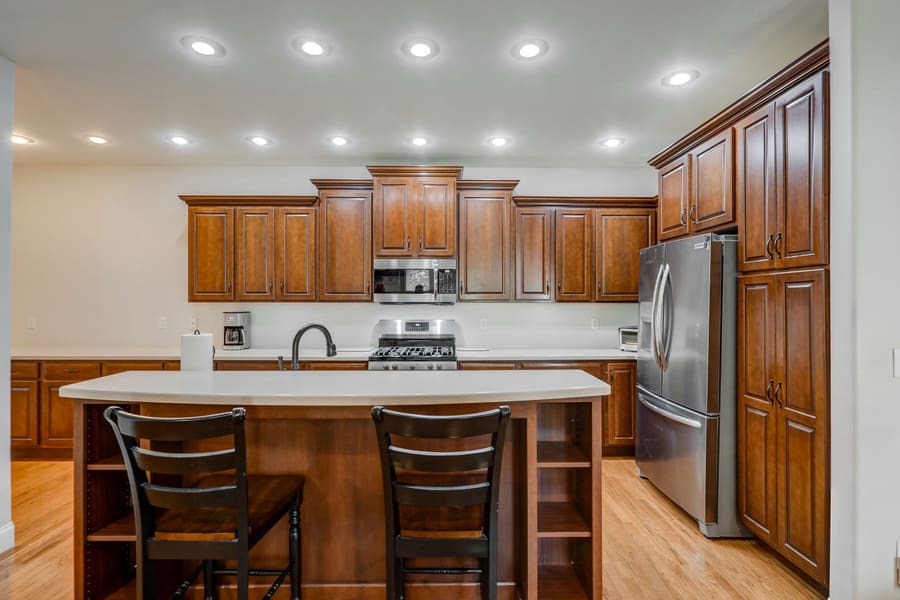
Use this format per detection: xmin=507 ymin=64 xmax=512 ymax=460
xmin=845 ymin=0 xmax=900 ymax=597
xmin=0 ymin=56 xmax=15 ymax=552
xmin=10 ymin=165 xmax=655 ymax=353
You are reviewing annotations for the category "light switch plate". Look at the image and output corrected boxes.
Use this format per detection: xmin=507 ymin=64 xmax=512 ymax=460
xmin=894 ymin=349 xmax=900 ymax=378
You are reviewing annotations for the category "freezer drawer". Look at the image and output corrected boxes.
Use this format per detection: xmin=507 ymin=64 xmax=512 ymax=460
xmin=635 ymin=387 xmax=718 ymax=524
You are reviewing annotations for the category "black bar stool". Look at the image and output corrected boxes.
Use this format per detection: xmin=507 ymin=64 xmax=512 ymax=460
xmin=104 ymin=406 xmax=303 ymax=600
xmin=371 ymin=405 xmax=511 ymax=600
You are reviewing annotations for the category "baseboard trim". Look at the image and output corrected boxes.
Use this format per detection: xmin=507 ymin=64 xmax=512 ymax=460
xmin=0 ymin=520 xmax=15 ymax=553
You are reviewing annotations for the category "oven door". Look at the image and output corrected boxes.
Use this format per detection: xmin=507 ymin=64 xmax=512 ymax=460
xmin=373 ymin=258 xmax=456 ymax=303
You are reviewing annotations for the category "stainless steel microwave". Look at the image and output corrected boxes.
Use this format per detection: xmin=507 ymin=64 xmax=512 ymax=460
xmin=373 ymin=258 xmax=457 ymax=304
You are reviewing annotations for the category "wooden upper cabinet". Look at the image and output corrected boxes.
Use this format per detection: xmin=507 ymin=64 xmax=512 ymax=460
xmin=275 ymin=208 xmax=317 ymax=301
xmin=514 ymin=206 xmax=553 ymax=301
xmin=370 ymin=167 xmax=460 ymax=258
xmin=736 ymin=103 xmax=778 ymax=272
xmin=594 ymin=208 xmax=655 ymax=302
xmin=774 ymin=71 xmax=827 ymax=270
xmin=373 ymin=177 xmax=414 ymax=256
xmin=691 ymin=128 xmax=735 ymax=232
xmin=458 ymin=187 xmax=512 ymax=300
xmin=417 ymin=178 xmax=456 ymax=256
xmin=318 ymin=189 xmax=372 ymax=301
xmin=555 ymin=209 xmax=593 ymax=302
xmin=188 ymin=206 xmax=234 ymax=301
xmin=658 ymin=156 xmax=690 ymax=241
xmin=235 ymin=207 xmax=275 ymax=301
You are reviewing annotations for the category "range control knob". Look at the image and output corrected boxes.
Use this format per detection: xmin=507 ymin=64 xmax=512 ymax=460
xmin=391 ymin=364 xmax=398 ymax=371
xmin=427 ymin=364 xmax=435 ymax=370
xmin=382 ymin=365 xmax=389 ymax=371
xmin=408 ymin=365 xmax=416 ymax=370
xmin=436 ymin=364 xmax=443 ymax=370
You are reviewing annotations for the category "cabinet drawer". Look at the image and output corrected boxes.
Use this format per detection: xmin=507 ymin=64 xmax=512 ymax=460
xmin=11 ymin=361 xmax=39 ymax=380
xmin=42 ymin=361 xmax=102 ymax=381
xmin=101 ymin=361 xmax=166 ymax=375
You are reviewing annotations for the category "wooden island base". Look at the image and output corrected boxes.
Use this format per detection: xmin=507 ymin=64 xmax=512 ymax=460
xmin=69 ymin=373 xmax=605 ymax=600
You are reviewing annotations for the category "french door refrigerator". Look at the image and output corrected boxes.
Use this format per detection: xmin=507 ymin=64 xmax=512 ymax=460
xmin=636 ymin=233 xmax=749 ymax=538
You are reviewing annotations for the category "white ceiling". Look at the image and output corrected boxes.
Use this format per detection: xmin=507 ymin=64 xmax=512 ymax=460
xmin=0 ymin=0 xmax=828 ymax=167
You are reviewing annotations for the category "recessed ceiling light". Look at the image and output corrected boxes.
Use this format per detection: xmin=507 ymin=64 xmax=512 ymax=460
xmin=663 ymin=70 xmax=699 ymax=87
xmin=293 ymin=39 xmax=328 ymax=57
xmin=601 ymin=137 xmax=625 ymax=148
xmin=249 ymin=136 xmax=271 ymax=146
xmin=403 ymin=39 xmax=438 ymax=59
xmin=489 ymin=136 xmax=510 ymax=147
xmin=514 ymin=40 xmax=549 ymax=59
xmin=180 ymin=36 xmax=226 ymax=58
xmin=11 ymin=134 xmax=34 ymax=145
xmin=410 ymin=136 xmax=429 ymax=147
xmin=88 ymin=136 xmax=109 ymax=145
xmin=329 ymin=136 xmax=350 ymax=146
xmin=169 ymin=136 xmax=191 ymax=146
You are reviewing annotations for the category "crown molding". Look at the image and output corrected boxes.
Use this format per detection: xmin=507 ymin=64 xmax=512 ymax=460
xmin=366 ymin=165 xmax=464 ymax=178
xmin=456 ymin=179 xmax=520 ymax=191
xmin=310 ymin=179 xmax=374 ymax=191
xmin=179 ymin=195 xmax=318 ymax=207
xmin=513 ymin=196 xmax=657 ymax=208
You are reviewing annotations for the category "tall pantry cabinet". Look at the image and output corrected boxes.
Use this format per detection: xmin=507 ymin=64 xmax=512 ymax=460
xmin=648 ymin=41 xmax=830 ymax=590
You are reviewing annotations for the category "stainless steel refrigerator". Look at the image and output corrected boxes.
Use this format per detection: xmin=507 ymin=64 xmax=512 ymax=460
xmin=635 ymin=233 xmax=749 ymax=538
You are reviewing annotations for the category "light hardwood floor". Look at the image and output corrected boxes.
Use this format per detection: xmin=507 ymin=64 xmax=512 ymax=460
xmin=0 ymin=459 xmax=822 ymax=599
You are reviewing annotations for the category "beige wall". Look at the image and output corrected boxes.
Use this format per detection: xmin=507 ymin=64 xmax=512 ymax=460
xmin=0 ymin=55 xmax=15 ymax=551
xmin=10 ymin=164 xmax=654 ymax=353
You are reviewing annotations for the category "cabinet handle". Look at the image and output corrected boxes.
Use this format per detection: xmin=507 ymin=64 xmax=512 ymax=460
xmin=773 ymin=233 xmax=782 ymax=258
xmin=11 ymin=387 xmax=31 ymax=392
xmin=689 ymin=205 xmax=697 ymax=223
xmin=679 ymin=209 xmax=687 ymax=225
xmin=227 ymin=280 xmax=232 ymax=293
xmin=546 ymin=280 xmax=550 ymax=294
xmin=406 ymin=237 xmax=411 ymax=250
xmin=280 ymin=280 xmax=285 ymax=292
xmin=557 ymin=281 xmax=561 ymax=293
xmin=366 ymin=281 xmax=370 ymax=294
xmin=774 ymin=382 xmax=783 ymax=408
xmin=268 ymin=281 xmax=273 ymax=292
xmin=63 ymin=369 xmax=81 ymax=374
xmin=765 ymin=235 xmax=774 ymax=259
xmin=419 ymin=237 xmax=423 ymax=250
xmin=459 ymin=278 xmax=464 ymax=294
xmin=765 ymin=379 xmax=775 ymax=404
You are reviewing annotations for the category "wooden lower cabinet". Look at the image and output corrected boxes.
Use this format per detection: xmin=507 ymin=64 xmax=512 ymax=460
xmin=10 ymin=379 xmax=39 ymax=447
xmin=214 ymin=360 xmax=368 ymax=371
xmin=603 ymin=362 xmax=636 ymax=448
xmin=738 ymin=269 xmax=828 ymax=585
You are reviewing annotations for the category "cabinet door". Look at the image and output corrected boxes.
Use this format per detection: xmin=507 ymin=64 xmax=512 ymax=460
xmin=518 ymin=361 xmax=606 ymax=381
xmin=774 ymin=71 xmax=828 ymax=270
xmin=736 ymin=104 xmax=778 ymax=272
xmin=416 ymin=178 xmax=456 ymax=257
xmin=691 ymin=128 xmax=735 ymax=232
xmin=737 ymin=274 xmax=778 ymax=544
xmin=40 ymin=382 xmax=74 ymax=447
xmin=555 ymin=209 xmax=593 ymax=302
xmin=10 ymin=381 xmax=39 ymax=447
xmin=459 ymin=190 xmax=510 ymax=300
xmin=373 ymin=177 xmax=414 ymax=257
xmin=188 ymin=207 xmax=234 ymax=301
xmin=604 ymin=362 xmax=636 ymax=446
xmin=774 ymin=269 xmax=828 ymax=582
xmin=276 ymin=208 xmax=317 ymax=301
xmin=303 ymin=361 xmax=369 ymax=371
xmin=657 ymin=155 xmax=690 ymax=241
xmin=235 ymin=207 xmax=275 ymax=301
xmin=594 ymin=209 xmax=655 ymax=302
xmin=101 ymin=361 xmax=165 ymax=375
xmin=318 ymin=190 xmax=372 ymax=301
xmin=514 ymin=207 xmax=553 ymax=300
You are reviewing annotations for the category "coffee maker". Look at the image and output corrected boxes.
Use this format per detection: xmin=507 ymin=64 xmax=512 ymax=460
xmin=223 ymin=311 xmax=251 ymax=350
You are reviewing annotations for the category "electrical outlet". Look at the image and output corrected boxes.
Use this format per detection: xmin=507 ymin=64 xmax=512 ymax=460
xmin=27 ymin=317 xmax=37 ymax=330
xmin=479 ymin=318 xmax=488 ymax=330
xmin=590 ymin=318 xmax=599 ymax=330
xmin=158 ymin=317 xmax=168 ymax=330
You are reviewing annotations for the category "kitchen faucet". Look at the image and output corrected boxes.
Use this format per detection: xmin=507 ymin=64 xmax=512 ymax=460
xmin=278 ymin=324 xmax=337 ymax=371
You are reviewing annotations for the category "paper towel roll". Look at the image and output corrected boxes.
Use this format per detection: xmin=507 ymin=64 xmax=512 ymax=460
xmin=181 ymin=332 xmax=215 ymax=371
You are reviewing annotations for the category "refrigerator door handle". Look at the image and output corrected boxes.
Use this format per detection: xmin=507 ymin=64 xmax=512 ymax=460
xmin=660 ymin=264 xmax=674 ymax=365
xmin=654 ymin=263 xmax=670 ymax=371
xmin=650 ymin=264 xmax=665 ymax=369
xmin=638 ymin=395 xmax=702 ymax=429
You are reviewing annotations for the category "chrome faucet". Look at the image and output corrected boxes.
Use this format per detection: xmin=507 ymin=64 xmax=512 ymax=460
xmin=278 ymin=324 xmax=337 ymax=371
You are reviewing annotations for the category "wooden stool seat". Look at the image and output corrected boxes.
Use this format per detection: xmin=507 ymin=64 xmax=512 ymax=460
xmin=155 ymin=474 xmax=305 ymax=542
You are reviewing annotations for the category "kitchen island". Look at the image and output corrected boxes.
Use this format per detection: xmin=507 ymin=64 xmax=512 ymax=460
xmin=62 ymin=369 xmax=609 ymax=600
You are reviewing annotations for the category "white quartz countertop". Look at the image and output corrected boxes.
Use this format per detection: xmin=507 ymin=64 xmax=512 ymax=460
xmin=59 ymin=369 xmax=610 ymax=406
xmin=12 ymin=347 xmax=636 ymax=362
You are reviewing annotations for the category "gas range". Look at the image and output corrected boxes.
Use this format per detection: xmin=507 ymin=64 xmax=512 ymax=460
xmin=368 ymin=319 xmax=458 ymax=371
